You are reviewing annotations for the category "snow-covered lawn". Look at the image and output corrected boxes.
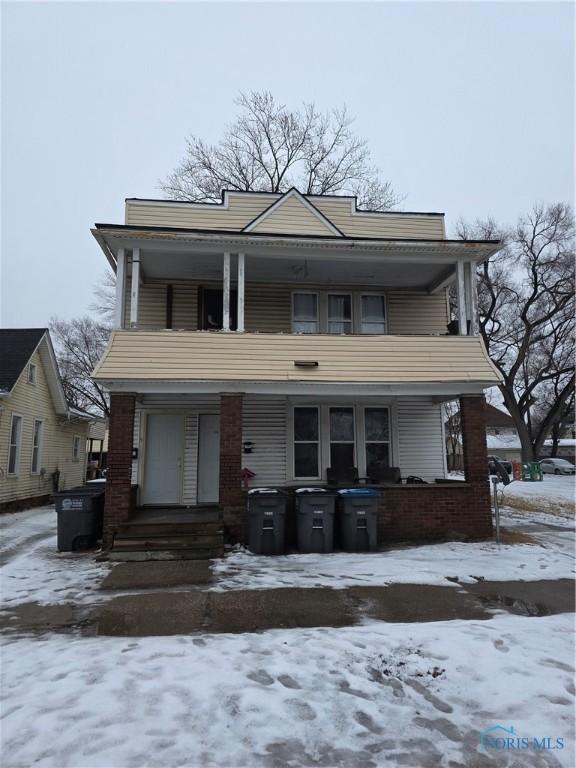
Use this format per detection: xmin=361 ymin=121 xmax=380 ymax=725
xmin=0 ymin=507 xmax=111 ymax=609
xmin=2 ymin=614 xmax=574 ymax=768
xmin=501 ymin=475 xmax=575 ymax=516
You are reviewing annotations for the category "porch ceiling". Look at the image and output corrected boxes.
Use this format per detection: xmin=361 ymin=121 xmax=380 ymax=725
xmin=93 ymin=226 xmax=501 ymax=292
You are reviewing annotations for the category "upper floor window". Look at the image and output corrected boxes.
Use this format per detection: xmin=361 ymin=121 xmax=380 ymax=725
xmin=292 ymin=291 xmax=387 ymax=334
xmin=328 ymin=295 xmax=352 ymax=335
xmin=72 ymin=435 xmax=81 ymax=461
xmin=360 ymin=295 xmax=386 ymax=334
xmin=28 ymin=363 xmax=37 ymax=384
xmin=292 ymin=293 xmax=319 ymax=334
xmin=8 ymin=414 xmax=23 ymax=475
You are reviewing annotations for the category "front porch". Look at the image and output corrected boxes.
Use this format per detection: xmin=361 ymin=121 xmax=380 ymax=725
xmin=102 ymin=389 xmax=493 ymax=554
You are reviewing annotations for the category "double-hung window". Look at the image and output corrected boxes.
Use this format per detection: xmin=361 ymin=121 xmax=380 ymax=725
xmin=329 ymin=407 xmax=355 ymax=471
xmin=31 ymin=419 xmax=44 ymax=474
xmin=327 ymin=294 xmax=352 ymax=334
xmin=360 ymin=295 xmax=386 ymax=334
xmin=8 ymin=415 xmax=23 ymax=475
xmin=72 ymin=435 xmax=81 ymax=461
xmin=293 ymin=407 xmax=320 ymax=479
xmin=292 ymin=293 xmax=319 ymax=334
xmin=364 ymin=407 xmax=390 ymax=470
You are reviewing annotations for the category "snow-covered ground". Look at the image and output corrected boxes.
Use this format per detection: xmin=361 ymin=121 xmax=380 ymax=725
xmin=0 ymin=507 xmax=111 ymax=608
xmin=1 ymin=615 xmax=574 ymax=768
xmin=501 ymin=475 xmax=575 ymax=513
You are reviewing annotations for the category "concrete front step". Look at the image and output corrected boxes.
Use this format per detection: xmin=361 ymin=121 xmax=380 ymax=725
xmin=117 ymin=522 xmax=223 ymax=538
xmin=107 ymin=547 xmax=223 ymax=562
xmin=113 ymin=535 xmax=223 ymax=550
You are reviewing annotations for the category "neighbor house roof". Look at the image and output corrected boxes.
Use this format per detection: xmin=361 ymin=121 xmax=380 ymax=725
xmin=486 ymin=435 xmax=521 ymax=451
xmin=0 ymin=328 xmax=93 ymax=420
xmin=0 ymin=328 xmax=46 ymax=393
xmin=93 ymin=331 xmax=501 ymax=389
xmin=484 ymin=403 xmax=515 ymax=429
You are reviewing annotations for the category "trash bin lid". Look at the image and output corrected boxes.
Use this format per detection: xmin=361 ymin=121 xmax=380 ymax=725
xmin=337 ymin=488 xmax=379 ymax=497
xmin=295 ymin=487 xmax=330 ymax=494
xmin=248 ymin=487 xmax=281 ymax=495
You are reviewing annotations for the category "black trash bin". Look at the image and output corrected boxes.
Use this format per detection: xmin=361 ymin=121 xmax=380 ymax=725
xmin=295 ymin=488 xmax=336 ymax=553
xmin=248 ymin=489 xmax=287 ymax=555
xmin=54 ymin=483 xmax=106 ymax=551
xmin=337 ymin=488 xmax=379 ymax=552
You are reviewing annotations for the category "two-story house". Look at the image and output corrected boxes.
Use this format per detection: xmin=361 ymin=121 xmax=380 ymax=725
xmin=92 ymin=188 xmax=502 ymax=557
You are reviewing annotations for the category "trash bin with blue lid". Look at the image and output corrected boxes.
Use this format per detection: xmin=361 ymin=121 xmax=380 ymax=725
xmin=295 ymin=488 xmax=336 ymax=553
xmin=54 ymin=484 xmax=106 ymax=551
xmin=248 ymin=488 xmax=288 ymax=555
xmin=337 ymin=488 xmax=379 ymax=552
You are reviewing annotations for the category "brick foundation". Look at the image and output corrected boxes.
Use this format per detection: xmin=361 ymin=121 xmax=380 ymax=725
xmin=103 ymin=393 xmax=136 ymax=548
xmin=219 ymin=394 xmax=245 ymax=542
xmin=0 ymin=494 xmax=52 ymax=513
xmin=378 ymin=394 xmax=492 ymax=543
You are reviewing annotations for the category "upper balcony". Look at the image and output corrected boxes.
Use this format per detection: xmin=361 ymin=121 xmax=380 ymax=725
xmin=92 ymin=192 xmax=501 ymax=339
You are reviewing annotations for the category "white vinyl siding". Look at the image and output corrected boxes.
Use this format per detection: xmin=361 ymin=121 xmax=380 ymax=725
xmin=396 ymin=397 xmax=446 ymax=481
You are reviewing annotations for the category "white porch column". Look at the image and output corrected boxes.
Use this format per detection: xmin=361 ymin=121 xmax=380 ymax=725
xmin=223 ymin=252 xmax=231 ymax=331
xmin=114 ymin=248 xmax=126 ymax=329
xmin=468 ymin=261 xmax=479 ymax=335
xmin=237 ymin=252 xmax=245 ymax=332
xmin=129 ymin=248 xmax=140 ymax=328
xmin=456 ymin=260 xmax=468 ymax=335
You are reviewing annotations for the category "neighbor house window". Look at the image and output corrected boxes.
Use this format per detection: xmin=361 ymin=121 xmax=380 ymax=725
xmin=327 ymin=294 xmax=352 ymax=334
xmin=364 ymin=407 xmax=390 ymax=471
xmin=31 ymin=419 xmax=44 ymax=474
xmin=329 ymin=407 xmax=355 ymax=471
xmin=72 ymin=435 xmax=81 ymax=461
xmin=292 ymin=293 xmax=319 ymax=334
xmin=28 ymin=363 xmax=37 ymax=384
xmin=8 ymin=415 xmax=23 ymax=475
xmin=360 ymin=295 xmax=386 ymax=334
xmin=293 ymin=407 xmax=320 ymax=478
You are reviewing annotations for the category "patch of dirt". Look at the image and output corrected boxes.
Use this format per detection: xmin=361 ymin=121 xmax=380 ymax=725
xmin=497 ymin=528 xmax=537 ymax=545
xmin=501 ymin=495 xmax=574 ymax=517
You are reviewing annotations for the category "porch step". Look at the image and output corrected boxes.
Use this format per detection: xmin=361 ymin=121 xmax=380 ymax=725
xmin=107 ymin=548 xmax=222 ymax=562
xmin=113 ymin=534 xmax=223 ymax=550
xmin=117 ymin=522 xmax=223 ymax=538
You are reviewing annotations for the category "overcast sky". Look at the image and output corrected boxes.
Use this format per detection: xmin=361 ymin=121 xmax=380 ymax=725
xmin=1 ymin=0 xmax=573 ymax=327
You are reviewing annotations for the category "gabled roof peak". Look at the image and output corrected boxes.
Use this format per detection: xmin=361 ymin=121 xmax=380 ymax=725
xmin=242 ymin=188 xmax=345 ymax=237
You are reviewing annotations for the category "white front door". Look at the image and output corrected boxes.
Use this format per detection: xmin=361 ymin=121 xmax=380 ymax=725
xmin=142 ymin=414 xmax=184 ymax=505
xmin=197 ymin=414 xmax=220 ymax=503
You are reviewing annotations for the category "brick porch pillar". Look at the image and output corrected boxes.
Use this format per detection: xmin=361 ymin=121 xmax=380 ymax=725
xmin=459 ymin=394 xmax=493 ymax=536
xmin=103 ymin=393 xmax=136 ymax=549
xmin=219 ymin=393 xmax=245 ymax=543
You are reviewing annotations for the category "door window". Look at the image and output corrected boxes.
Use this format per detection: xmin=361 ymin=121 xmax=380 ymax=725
xmin=365 ymin=407 xmax=390 ymax=469
xmin=329 ymin=407 xmax=355 ymax=470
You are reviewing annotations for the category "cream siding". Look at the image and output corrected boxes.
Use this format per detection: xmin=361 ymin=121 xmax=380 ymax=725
xmin=125 ymin=192 xmax=445 ymax=240
xmin=249 ymin=196 xmax=337 ymax=236
xmin=123 ymin=280 xmax=447 ymax=335
xmin=130 ymin=394 xmax=446 ymax=500
xmin=94 ymin=331 xmax=501 ymax=385
xmin=125 ymin=194 xmax=280 ymax=231
xmin=0 ymin=350 xmax=90 ymax=505
xmin=396 ymin=397 xmax=447 ymax=481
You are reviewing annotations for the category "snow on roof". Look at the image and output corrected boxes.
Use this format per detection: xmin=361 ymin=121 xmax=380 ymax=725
xmin=486 ymin=434 xmax=522 ymax=451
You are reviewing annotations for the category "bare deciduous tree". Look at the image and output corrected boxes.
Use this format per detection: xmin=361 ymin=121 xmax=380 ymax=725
xmin=50 ymin=317 xmax=111 ymax=417
xmin=90 ymin=270 xmax=116 ymax=324
xmin=161 ymin=91 xmax=401 ymax=210
xmin=457 ymin=203 xmax=575 ymax=461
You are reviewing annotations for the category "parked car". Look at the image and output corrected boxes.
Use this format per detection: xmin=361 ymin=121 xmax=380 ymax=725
xmin=539 ymin=458 xmax=576 ymax=475
xmin=487 ymin=455 xmax=513 ymax=475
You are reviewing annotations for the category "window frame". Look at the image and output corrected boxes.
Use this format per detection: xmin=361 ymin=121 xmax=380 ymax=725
xmin=363 ymin=406 xmax=391 ymax=472
xmin=31 ymin=418 xmax=44 ymax=475
xmin=326 ymin=293 xmax=353 ymax=335
xmin=356 ymin=292 xmax=388 ymax=335
xmin=328 ymin=405 xmax=357 ymax=471
xmin=292 ymin=405 xmax=321 ymax=480
xmin=27 ymin=363 xmax=37 ymax=385
xmin=72 ymin=434 xmax=82 ymax=461
xmin=8 ymin=413 xmax=24 ymax=476
xmin=291 ymin=291 xmax=320 ymax=334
